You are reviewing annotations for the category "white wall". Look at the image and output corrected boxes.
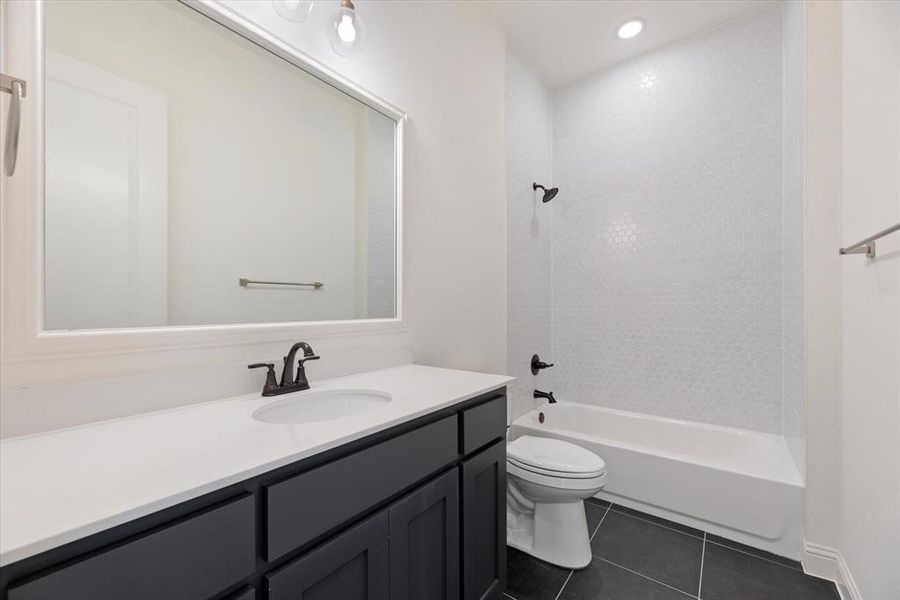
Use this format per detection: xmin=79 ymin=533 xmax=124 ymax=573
xmin=839 ymin=2 xmax=900 ymax=597
xmin=803 ymin=4 xmax=900 ymax=597
xmin=802 ymin=0 xmax=844 ymax=577
xmin=550 ymin=7 xmax=792 ymax=434
xmin=0 ymin=0 xmax=507 ymax=435
xmin=505 ymin=44 xmax=553 ymax=424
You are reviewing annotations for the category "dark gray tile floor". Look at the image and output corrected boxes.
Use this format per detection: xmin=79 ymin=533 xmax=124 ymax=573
xmin=504 ymin=499 xmax=841 ymax=600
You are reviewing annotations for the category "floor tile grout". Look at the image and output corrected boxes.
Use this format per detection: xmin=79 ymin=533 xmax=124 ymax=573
xmin=698 ymin=532 xmax=706 ymax=599
xmin=551 ymin=503 xmax=609 ymax=600
xmin=508 ymin=502 xmax=836 ymax=600
xmin=552 ymin=569 xmax=574 ymax=600
xmin=705 ymin=538 xmax=803 ymax=571
xmin=593 ymin=556 xmax=699 ymax=598
xmin=603 ymin=503 xmax=798 ymax=568
xmin=589 ymin=503 xmax=612 ymax=541
xmin=608 ymin=506 xmax=704 ymax=539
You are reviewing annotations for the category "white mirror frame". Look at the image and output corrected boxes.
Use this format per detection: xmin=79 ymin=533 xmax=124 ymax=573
xmin=0 ymin=0 xmax=406 ymax=385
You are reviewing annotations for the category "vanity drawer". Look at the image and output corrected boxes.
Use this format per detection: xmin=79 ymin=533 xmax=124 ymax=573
xmin=265 ymin=415 xmax=458 ymax=560
xmin=8 ymin=495 xmax=255 ymax=600
xmin=460 ymin=395 xmax=507 ymax=455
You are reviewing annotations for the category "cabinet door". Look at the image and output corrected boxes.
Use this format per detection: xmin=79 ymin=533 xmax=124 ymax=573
xmin=7 ymin=495 xmax=255 ymax=600
xmin=461 ymin=440 xmax=507 ymax=600
xmin=266 ymin=512 xmax=389 ymax=600
xmin=389 ymin=469 xmax=460 ymax=600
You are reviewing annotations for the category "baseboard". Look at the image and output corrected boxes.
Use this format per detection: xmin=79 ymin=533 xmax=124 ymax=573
xmin=835 ymin=553 xmax=863 ymax=600
xmin=802 ymin=541 xmax=862 ymax=600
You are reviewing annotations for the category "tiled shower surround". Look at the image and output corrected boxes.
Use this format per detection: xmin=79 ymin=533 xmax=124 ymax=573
xmin=781 ymin=0 xmax=806 ymax=472
xmin=506 ymin=6 xmax=804 ymax=437
xmin=506 ymin=45 xmax=554 ymax=423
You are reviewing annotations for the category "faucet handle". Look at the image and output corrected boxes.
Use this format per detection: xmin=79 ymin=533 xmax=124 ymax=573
xmin=531 ymin=354 xmax=554 ymax=375
xmin=297 ymin=354 xmax=320 ymax=365
xmin=248 ymin=363 xmax=279 ymax=396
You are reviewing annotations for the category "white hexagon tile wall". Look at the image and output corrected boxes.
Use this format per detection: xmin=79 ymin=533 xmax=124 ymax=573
xmin=505 ymin=43 xmax=555 ymax=424
xmin=505 ymin=5 xmax=803 ymax=436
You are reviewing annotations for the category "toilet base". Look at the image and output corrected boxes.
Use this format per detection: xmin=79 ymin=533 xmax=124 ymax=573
xmin=507 ymin=481 xmax=598 ymax=569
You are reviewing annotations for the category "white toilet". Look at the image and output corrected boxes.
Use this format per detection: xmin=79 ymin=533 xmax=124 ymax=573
xmin=506 ymin=435 xmax=608 ymax=569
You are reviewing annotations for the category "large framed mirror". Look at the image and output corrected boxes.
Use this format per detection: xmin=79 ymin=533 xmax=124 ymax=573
xmin=39 ymin=0 xmax=402 ymax=331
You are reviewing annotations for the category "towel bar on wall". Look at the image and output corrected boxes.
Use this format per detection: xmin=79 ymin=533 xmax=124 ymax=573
xmin=839 ymin=222 xmax=900 ymax=258
xmin=239 ymin=278 xmax=324 ymax=289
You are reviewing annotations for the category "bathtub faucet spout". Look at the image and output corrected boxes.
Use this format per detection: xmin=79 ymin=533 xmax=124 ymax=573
xmin=534 ymin=389 xmax=556 ymax=404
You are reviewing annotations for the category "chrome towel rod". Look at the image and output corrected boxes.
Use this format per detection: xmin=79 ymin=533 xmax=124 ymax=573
xmin=239 ymin=278 xmax=324 ymax=289
xmin=839 ymin=222 xmax=900 ymax=259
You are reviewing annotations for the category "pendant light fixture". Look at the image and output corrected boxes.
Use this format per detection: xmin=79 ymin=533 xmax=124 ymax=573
xmin=271 ymin=0 xmax=314 ymax=23
xmin=329 ymin=0 xmax=366 ymax=57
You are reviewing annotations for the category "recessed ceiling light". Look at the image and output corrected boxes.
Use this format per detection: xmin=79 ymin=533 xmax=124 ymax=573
xmin=617 ymin=19 xmax=644 ymax=40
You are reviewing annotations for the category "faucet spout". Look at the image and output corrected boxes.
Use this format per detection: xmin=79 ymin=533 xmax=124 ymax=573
xmin=280 ymin=342 xmax=316 ymax=387
xmin=533 ymin=389 xmax=556 ymax=404
xmin=250 ymin=341 xmax=320 ymax=396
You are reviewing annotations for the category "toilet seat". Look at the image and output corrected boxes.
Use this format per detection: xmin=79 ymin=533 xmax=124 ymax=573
xmin=507 ymin=460 xmax=608 ymax=491
xmin=507 ymin=435 xmax=607 ymax=479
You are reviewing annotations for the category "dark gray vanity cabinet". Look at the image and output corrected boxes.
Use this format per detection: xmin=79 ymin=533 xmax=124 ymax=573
xmin=266 ymin=468 xmax=461 ymax=600
xmin=5 ymin=495 xmax=256 ymax=600
xmin=389 ymin=469 xmax=460 ymax=600
xmin=267 ymin=512 xmax=390 ymax=600
xmin=0 ymin=390 xmax=507 ymax=600
xmin=265 ymin=416 xmax=459 ymax=561
xmin=462 ymin=441 xmax=507 ymax=600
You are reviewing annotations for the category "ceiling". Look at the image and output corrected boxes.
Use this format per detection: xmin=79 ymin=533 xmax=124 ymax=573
xmin=478 ymin=0 xmax=780 ymax=88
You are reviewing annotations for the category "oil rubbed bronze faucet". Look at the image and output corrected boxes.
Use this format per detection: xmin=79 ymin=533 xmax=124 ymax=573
xmin=249 ymin=341 xmax=320 ymax=396
xmin=534 ymin=389 xmax=556 ymax=404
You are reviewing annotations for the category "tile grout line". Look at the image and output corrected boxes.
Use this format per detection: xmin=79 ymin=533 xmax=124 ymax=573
xmin=592 ymin=556 xmax=698 ymax=599
xmin=553 ymin=570 xmax=574 ymax=600
xmin=705 ymin=538 xmax=803 ymax=571
xmin=698 ymin=532 xmax=706 ymax=599
xmin=553 ymin=502 xmax=609 ymax=600
xmin=589 ymin=503 xmax=612 ymax=541
xmin=608 ymin=504 xmax=799 ymax=569
xmin=608 ymin=507 xmax=704 ymax=539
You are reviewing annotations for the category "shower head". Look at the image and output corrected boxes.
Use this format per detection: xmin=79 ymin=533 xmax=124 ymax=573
xmin=533 ymin=182 xmax=558 ymax=203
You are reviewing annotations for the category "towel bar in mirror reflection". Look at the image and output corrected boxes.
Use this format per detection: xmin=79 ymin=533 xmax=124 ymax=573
xmin=239 ymin=278 xmax=324 ymax=289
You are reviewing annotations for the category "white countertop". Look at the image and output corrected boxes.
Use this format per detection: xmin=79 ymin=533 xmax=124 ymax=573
xmin=0 ymin=364 xmax=513 ymax=566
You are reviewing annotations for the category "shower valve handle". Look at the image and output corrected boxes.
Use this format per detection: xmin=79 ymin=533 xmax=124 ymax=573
xmin=531 ymin=354 xmax=554 ymax=375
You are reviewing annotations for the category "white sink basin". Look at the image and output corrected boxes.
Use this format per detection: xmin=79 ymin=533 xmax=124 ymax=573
xmin=252 ymin=389 xmax=392 ymax=424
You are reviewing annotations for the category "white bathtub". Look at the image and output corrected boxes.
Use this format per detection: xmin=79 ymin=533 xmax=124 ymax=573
xmin=509 ymin=402 xmax=804 ymax=560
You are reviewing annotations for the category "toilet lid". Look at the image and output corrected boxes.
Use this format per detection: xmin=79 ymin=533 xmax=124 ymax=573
xmin=507 ymin=436 xmax=606 ymax=477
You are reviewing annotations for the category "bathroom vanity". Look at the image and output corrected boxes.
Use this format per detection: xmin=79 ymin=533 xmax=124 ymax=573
xmin=0 ymin=366 xmax=510 ymax=600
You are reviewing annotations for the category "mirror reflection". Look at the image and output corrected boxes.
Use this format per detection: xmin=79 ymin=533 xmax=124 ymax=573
xmin=43 ymin=0 xmax=397 ymax=330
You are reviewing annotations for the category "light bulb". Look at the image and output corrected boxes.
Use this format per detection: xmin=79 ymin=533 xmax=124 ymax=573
xmin=337 ymin=14 xmax=357 ymax=43
xmin=272 ymin=0 xmax=314 ymax=23
xmin=329 ymin=0 xmax=366 ymax=57
xmin=617 ymin=19 xmax=644 ymax=39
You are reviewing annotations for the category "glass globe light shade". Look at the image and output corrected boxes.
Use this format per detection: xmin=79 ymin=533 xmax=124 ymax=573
xmin=272 ymin=0 xmax=314 ymax=23
xmin=329 ymin=0 xmax=366 ymax=57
